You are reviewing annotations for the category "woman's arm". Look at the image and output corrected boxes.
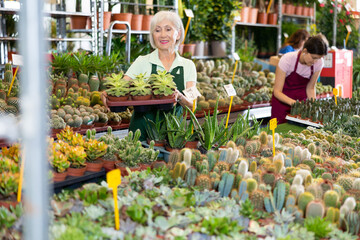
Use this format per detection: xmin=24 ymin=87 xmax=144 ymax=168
xmin=273 ymin=66 xmax=296 ymax=106
xmin=176 ymin=81 xmax=195 ymax=109
xmin=306 ymin=70 xmax=321 ymax=99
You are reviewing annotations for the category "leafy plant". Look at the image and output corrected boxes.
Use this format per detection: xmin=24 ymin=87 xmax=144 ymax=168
xmin=104 ymin=72 xmax=131 ymax=97
xmin=196 ymin=216 xmax=243 ymax=236
xmin=76 ymin=185 xmax=109 ymax=206
xmin=149 ymin=70 xmax=176 ymax=96
xmin=129 ymin=73 xmax=152 ymax=96
xmin=166 ymin=188 xmax=196 ymax=210
xmin=49 ymin=148 xmax=70 ymax=173
xmin=163 ymin=109 xmax=187 ymax=149
xmin=83 ymin=139 xmax=108 ymax=162
xmin=144 ymin=111 xmax=167 ymax=142
xmin=0 ymin=172 xmax=19 ymax=198
xmin=304 ymin=217 xmax=332 ymax=239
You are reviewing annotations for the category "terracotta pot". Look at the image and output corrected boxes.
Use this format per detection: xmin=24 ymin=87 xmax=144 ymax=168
xmin=309 ymin=7 xmax=314 ymax=17
xmin=178 ymin=44 xmax=184 ymax=55
xmin=257 ymin=12 xmax=268 ymax=24
xmin=241 ymin=7 xmax=250 ymax=23
xmin=154 ymin=93 xmax=175 ymax=99
xmin=248 ymin=8 xmax=258 ymax=24
xmin=122 ymin=119 xmax=130 ymax=124
xmin=67 ymin=166 xmax=87 ymax=177
xmin=86 ymin=159 xmax=104 ymax=172
xmin=107 ymin=95 xmax=129 ymax=101
xmin=115 ymin=162 xmax=141 ymax=176
xmin=268 ymin=13 xmax=278 ymax=25
xmin=142 ymin=15 xmax=153 ymax=31
xmin=94 ymin=122 xmax=108 ymax=127
xmin=108 ymin=120 xmax=122 ymax=126
xmin=295 ymin=6 xmax=303 ymax=15
xmin=185 ymin=141 xmax=199 ymax=149
xmin=102 ymin=159 xmax=116 ymax=172
xmin=281 ymin=4 xmax=286 ymax=14
xmin=140 ymin=164 xmax=151 ymax=170
xmin=112 ymin=13 xmax=132 ymax=30
xmin=53 ymin=171 xmax=68 ymax=182
xmin=165 ymin=145 xmax=182 ymax=152
xmin=131 ymin=14 xmax=143 ymax=31
xmin=182 ymin=43 xmax=196 ymax=56
xmin=51 ymin=128 xmax=64 ymax=135
xmin=87 ymin=12 xmax=112 ymax=30
xmin=0 ymin=199 xmax=18 ymax=209
xmin=81 ymin=123 xmax=95 ymax=130
xmin=303 ymin=7 xmax=310 ymax=16
xmin=131 ymin=94 xmax=152 ymax=101
xmin=285 ymin=4 xmax=293 ymax=14
xmin=147 ymin=138 xmax=166 ymax=147
xmin=70 ymin=16 xmax=88 ymax=29
xmin=194 ymin=41 xmax=204 ymax=56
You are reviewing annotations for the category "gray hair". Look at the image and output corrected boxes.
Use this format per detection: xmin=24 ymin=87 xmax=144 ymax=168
xmin=149 ymin=11 xmax=184 ymax=49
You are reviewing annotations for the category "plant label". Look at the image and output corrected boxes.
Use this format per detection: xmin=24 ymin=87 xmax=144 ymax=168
xmin=107 ymin=169 xmax=121 ymax=230
xmin=333 ymin=88 xmax=338 ymax=96
xmin=346 ymin=25 xmax=352 ymax=33
xmin=12 ymin=54 xmax=23 ymax=66
xmin=224 ymin=84 xmax=236 ymax=97
xmin=184 ymin=9 xmax=194 ymax=18
xmin=232 ymin=52 xmax=240 ymax=61
xmin=183 ymin=86 xmax=201 ymax=101
xmin=269 ymin=118 xmax=277 ymax=130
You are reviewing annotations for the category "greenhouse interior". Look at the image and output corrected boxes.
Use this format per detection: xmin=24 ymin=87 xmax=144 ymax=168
xmin=2 ymin=0 xmax=360 ymax=239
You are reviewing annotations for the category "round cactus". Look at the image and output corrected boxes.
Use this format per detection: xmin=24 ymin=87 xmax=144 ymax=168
xmin=249 ymin=161 xmax=257 ymax=173
xmin=306 ymin=200 xmax=325 ymax=218
xmin=215 ymin=161 xmax=229 ymax=173
xmin=307 ymin=143 xmax=316 ymax=155
xmin=195 ymin=174 xmax=212 ymax=191
xmin=259 ymin=131 xmax=268 ymax=145
xmin=337 ymin=176 xmax=354 ymax=191
xmin=262 ymin=172 xmax=276 ymax=187
xmin=325 ymin=207 xmax=340 ymax=223
xmin=297 ymin=192 xmax=315 ymax=213
xmin=352 ymin=178 xmax=360 ymax=190
xmin=250 ymin=190 xmax=265 ymax=210
xmin=322 ymin=172 xmax=333 ymax=181
xmin=246 ymin=178 xmax=258 ymax=194
xmin=323 ymin=190 xmax=339 ymax=208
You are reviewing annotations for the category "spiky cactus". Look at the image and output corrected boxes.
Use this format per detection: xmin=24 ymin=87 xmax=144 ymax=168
xmin=246 ymin=178 xmax=258 ymax=194
xmin=215 ymin=161 xmax=229 ymax=173
xmin=172 ymin=162 xmax=186 ymax=180
xmin=185 ymin=167 xmax=197 ymax=187
xmin=195 ymin=174 xmax=211 ymax=190
xmin=325 ymin=207 xmax=340 ymax=223
xmin=250 ymin=190 xmax=265 ymax=210
xmin=306 ymin=200 xmax=325 ymax=218
xmin=218 ymin=172 xmax=235 ymax=197
xmin=323 ymin=190 xmax=339 ymax=208
xmin=259 ymin=131 xmax=268 ymax=145
xmin=297 ymin=192 xmax=315 ymax=213
xmin=337 ymin=176 xmax=354 ymax=191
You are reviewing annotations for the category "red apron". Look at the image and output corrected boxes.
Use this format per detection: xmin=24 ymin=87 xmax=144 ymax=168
xmin=271 ymin=51 xmax=313 ymax=124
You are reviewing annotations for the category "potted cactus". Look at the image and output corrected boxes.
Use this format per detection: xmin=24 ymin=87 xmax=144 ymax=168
xmin=104 ymin=72 xmax=131 ymax=101
xmin=84 ymin=130 xmax=108 ymax=172
xmin=49 ymin=144 xmax=71 ymax=182
xmin=148 ymin=70 xmax=176 ymax=99
xmin=0 ymin=172 xmax=19 ymax=208
xmin=129 ymin=73 xmax=152 ymax=100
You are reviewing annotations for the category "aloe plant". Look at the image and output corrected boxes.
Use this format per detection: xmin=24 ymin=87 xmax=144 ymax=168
xmin=144 ymin=111 xmax=167 ymax=142
xmin=149 ymin=70 xmax=176 ymax=96
xmin=163 ymin=109 xmax=187 ymax=149
xmin=130 ymin=73 xmax=152 ymax=96
xmin=186 ymin=99 xmax=229 ymax=151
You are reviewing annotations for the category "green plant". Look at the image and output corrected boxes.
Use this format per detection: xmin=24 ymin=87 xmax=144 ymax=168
xmin=83 ymin=139 xmax=108 ymax=162
xmin=129 ymin=73 xmax=152 ymax=96
xmin=76 ymin=184 xmax=109 ymax=206
xmin=49 ymin=149 xmax=70 ymax=173
xmin=104 ymin=72 xmax=131 ymax=97
xmin=144 ymin=111 xmax=167 ymax=142
xmin=323 ymin=190 xmax=339 ymax=208
xmin=0 ymin=172 xmax=19 ymax=198
xmin=304 ymin=217 xmax=332 ymax=239
xmin=163 ymin=109 xmax=187 ymax=149
xmin=196 ymin=216 xmax=243 ymax=236
xmin=149 ymin=70 xmax=176 ymax=96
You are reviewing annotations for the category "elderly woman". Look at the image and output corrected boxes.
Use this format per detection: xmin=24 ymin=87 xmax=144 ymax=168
xmin=123 ymin=11 xmax=197 ymax=141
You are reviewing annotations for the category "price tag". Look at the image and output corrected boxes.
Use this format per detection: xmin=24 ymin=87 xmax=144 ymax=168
xmin=346 ymin=25 xmax=352 ymax=33
xmin=269 ymin=118 xmax=277 ymax=131
xmin=107 ymin=169 xmax=121 ymax=230
xmin=224 ymin=84 xmax=236 ymax=97
xmin=232 ymin=52 xmax=240 ymax=61
xmin=183 ymin=86 xmax=201 ymax=101
xmin=184 ymin=9 xmax=194 ymax=18
xmin=12 ymin=54 xmax=23 ymax=66
xmin=269 ymin=118 xmax=277 ymax=157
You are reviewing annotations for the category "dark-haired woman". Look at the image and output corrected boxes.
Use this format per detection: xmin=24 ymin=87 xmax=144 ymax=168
xmin=271 ymin=34 xmax=328 ymax=123
xmin=279 ymin=29 xmax=310 ymax=55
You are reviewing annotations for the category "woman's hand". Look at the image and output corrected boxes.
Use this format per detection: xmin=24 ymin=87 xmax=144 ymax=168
xmin=100 ymin=91 xmax=110 ymax=112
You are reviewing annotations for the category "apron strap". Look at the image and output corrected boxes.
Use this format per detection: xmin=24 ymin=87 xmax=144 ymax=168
xmin=294 ymin=51 xmax=301 ymax=72
xmin=151 ymin=64 xmax=157 ymax=74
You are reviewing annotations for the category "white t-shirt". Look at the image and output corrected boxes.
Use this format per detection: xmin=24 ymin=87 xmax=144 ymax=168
xmin=125 ymin=49 xmax=197 ymax=86
xmin=278 ymin=50 xmax=324 ymax=78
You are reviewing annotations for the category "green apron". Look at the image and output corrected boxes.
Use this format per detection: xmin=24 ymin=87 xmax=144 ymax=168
xmin=129 ymin=63 xmax=185 ymax=141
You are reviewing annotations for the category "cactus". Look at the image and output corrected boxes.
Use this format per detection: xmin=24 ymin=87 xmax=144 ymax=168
xmin=337 ymin=176 xmax=354 ymax=191
xmin=259 ymin=131 xmax=268 ymax=145
xmin=226 ymin=141 xmax=237 ymax=149
xmin=183 ymin=148 xmax=192 ymax=168
xmin=238 ymin=180 xmax=249 ymax=202
xmin=4 ymin=70 xmax=13 ymax=83
xmin=185 ymin=167 xmax=197 ymax=187
xmin=250 ymin=190 xmax=265 ymax=210
xmin=307 ymin=143 xmax=316 ymax=155
xmin=345 ymin=211 xmax=360 ymax=235
xmin=226 ymin=149 xmax=239 ymax=165
xmin=215 ymin=162 xmax=229 ymax=173
xmin=218 ymin=149 xmax=227 ymax=162
xmin=219 ymin=172 xmax=235 ymax=197
xmin=285 ymin=195 xmax=296 ymax=208
xmin=195 ymin=174 xmax=211 ymax=191
xmin=322 ymin=172 xmax=332 ymax=181
xmin=297 ymin=192 xmax=315 ymax=213
xmin=89 ymin=75 xmax=100 ymax=92
xmin=246 ymin=178 xmax=258 ymax=194
xmin=237 ymin=160 xmax=248 ymax=177
xmin=326 ymin=207 xmax=340 ymax=223
xmin=172 ymin=162 xmax=186 ymax=180
xmin=274 ymin=159 xmax=284 ymax=174
xmin=306 ymin=200 xmax=325 ymax=218
xmin=79 ymin=73 xmax=89 ymax=84
xmin=343 ymin=197 xmax=356 ymax=212
xmin=249 ymin=161 xmax=257 ymax=173
xmin=234 ymin=174 xmax=242 ymax=189
xmin=324 ymin=190 xmax=339 ymax=208
xmin=301 ymin=148 xmax=311 ymax=161
xmin=5 ymin=62 xmax=12 ymax=71
xmin=262 ymin=172 xmax=276 ymax=187
xmin=304 ymin=174 xmax=312 ymax=187
xmin=352 ymin=178 xmax=360 ymax=190
xmin=206 ymin=151 xmax=217 ymax=171
xmin=169 ymin=150 xmax=180 ymax=170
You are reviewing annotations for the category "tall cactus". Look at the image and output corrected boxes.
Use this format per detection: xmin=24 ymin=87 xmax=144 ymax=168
xmin=219 ymin=172 xmax=235 ymax=197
